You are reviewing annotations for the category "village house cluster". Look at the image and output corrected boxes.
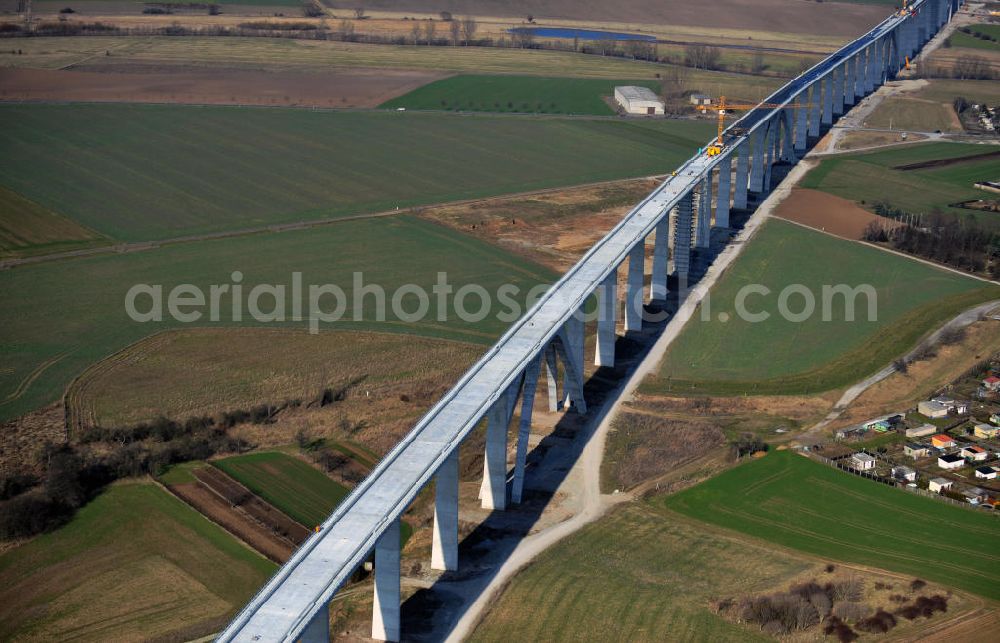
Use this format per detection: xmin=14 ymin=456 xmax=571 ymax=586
xmin=831 ymin=369 xmax=1000 ymax=509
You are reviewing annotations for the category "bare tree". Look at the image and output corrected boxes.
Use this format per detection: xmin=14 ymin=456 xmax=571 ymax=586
xmin=449 ymin=18 xmax=460 ymax=45
xmin=953 ymin=54 xmax=992 ymax=80
xmin=439 ymin=11 xmax=452 ymax=21
xmin=685 ymin=44 xmax=722 ymax=70
xmin=410 ymin=22 xmax=421 ymax=44
xmin=339 ymin=19 xmax=354 ymax=40
xmin=751 ymin=51 xmax=766 ymax=74
xmin=423 ymin=20 xmax=436 ymax=45
xmin=461 ymin=16 xmax=477 ymax=44
xmin=353 ymin=6 xmax=365 ymax=19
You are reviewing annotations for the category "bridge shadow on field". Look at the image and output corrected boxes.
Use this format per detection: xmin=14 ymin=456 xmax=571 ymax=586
xmin=395 ymin=164 xmax=796 ymax=640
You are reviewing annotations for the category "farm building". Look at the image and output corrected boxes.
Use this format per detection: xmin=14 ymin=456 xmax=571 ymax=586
xmin=928 ymin=478 xmax=953 ymax=493
xmin=905 ymin=423 xmax=937 ymax=438
xmin=961 ymin=445 xmax=989 ymax=462
xmin=614 ymin=86 xmax=665 ymax=115
xmin=931 ymin=396 xmax=968 ymax=415
xmin=851 ymin=452 xmax=876 ymax=471
xmin=918 ymin=400 xmax=949 ymax=418
xmin=904 ymin=443 xmax=931 ymax=458
xmin=975 ymin=466 xmax=998 ymax=480
xmin=892 ymin=465 xmax=917 ymax=482
xmin=974 ymin=423 xmax=1000 ymax=439
xmin=931 ymin=434 xmax=956 ymax=449
xmin=938 ymin=453 xmax=964 ymax=470
xmin=689 ymin=93 xmax=712 ymax=106
xmin=961 ymin=487 xmax=989 ymax=504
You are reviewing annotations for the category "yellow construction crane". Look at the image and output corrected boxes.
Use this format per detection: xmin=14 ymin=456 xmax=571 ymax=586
xmin=697 ymin=96 xmax=811 ymax=156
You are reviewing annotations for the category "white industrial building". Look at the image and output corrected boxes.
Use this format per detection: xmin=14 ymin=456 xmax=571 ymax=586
xmin=614 ymin=86 xmax=665 ymax=115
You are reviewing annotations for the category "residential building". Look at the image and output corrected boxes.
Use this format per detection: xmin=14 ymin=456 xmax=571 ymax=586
xmin=931 ymin=396 xmax=969 ymax=415
xmin=975 ymin=466 xmax=998 ymax=480
xmin=962 ymin=487 xmax=989 ymax=504
xmin=905 ymin=424 xmax=937 ymax=438
xmin=931 ymin=434 xmax=956 ymax=449
xmin=892 ymin=465 xmax=917 ymax=482
xmin=984 ymin=376 xmax=1000 ymax=392
xmin=918 ymin=400 xmax=949 ymax=418
xmin=904 ymin=443 xmax=931 ymax=458
xmin=615 ymin=86 xmax=665 ymax=115
xmin=961 ymin=445 xmax=989 ymax=462
xmin=851 ymin=452 xmax=876 ymax=471
xmin=929 ymin=478 xmax=953 ymax=493
xmin=689 ymin=93 xmax=712 ymax=106
xmin=990 ymin=413 xmax=1000 ymax=425
xmin=976 ymin=422 xmax=1000 ymax=439
xmin=938 ymin=453 xmax=964 ymax=469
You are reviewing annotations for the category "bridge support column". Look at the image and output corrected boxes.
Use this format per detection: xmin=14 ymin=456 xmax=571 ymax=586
xmin=821 ymin=74 xmax=833 ymax=126
xmin=854 ymin=50 xmax=865 ymax=98
xmin=431 ymin=450 xmax=458 ymax=571
xmin=763 ymin=120 xmax=777 ymax=191
xmin=595 ymin=272 xmax=617 ymax=366
xmin=511 ymin=355 xmax=541 ymax=504
xmin=481 ymin=384 xmax=516 ymax=510
xmin=733 ymin=141 xmax=750 ymax=209
xmin=372 ymin=519 xmax=401 ymax=642
xmin=844 ymin=56 xmax=856 ymax=107
xmin=780 ymin=109 xmax=796 ymax=163
xmin=301 ymin=604 xmax=329 ymax=643
xmin=749 ymin=127 xmax=766 ymax=193
xmin=695 ymin=173 xmax=712 ymax=248
xmin=544 ymin=344 xmax=559 ymax=412
xmin=864 ymin=44 xmax=876 ymax=94
xmin=624 ymin=243 xmax=645 ymax=331
xmin=794 ymin=98 xmax=808 ymax=152
xmin=651 ymin=215 xmax=670 ymax=299
xmin=807 ymin=84 xmax=821 ymax=139
xmin=556 ymin=314 xmax=587 ymax=414
xmin=832 ymin=64 xmax=845 ymax=116
xmin=557 ymin=309 xmax=587 ymax=413
xmin=715 ymin=156 xmax=732 ymax=228
xmin=672 ymin=194 xmax=693 ymax=292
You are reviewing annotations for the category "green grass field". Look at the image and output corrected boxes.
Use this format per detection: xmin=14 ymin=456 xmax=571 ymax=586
xmin=382 ymin=75 xmax=660 ymax=115
xmin=642 ymin=219 xmax=997 ymax=396
xmin=0 ymin=103 xmax=714 ymax=242
xmin=0 ymin=214 xmax=555 ymax=423
xmin=666 ymin=450 xmax=1000 ymax=600
xmin=800 ymin=141 xmax=1000 ymax=228
xmin=214 ymin=451 xmax=349 ymax=528
xmin=0 ymin=185 xmax=107 ymax=259
xmin=949 ymin=24 xmax=1000 ymax=51
xmin=0 ymin=482 xmax=274 ymax=641
xmin=471 ymin=501 xmax=812 ymax=641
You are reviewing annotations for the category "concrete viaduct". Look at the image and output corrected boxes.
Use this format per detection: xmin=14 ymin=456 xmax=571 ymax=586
xmin=219 ymin=1 xmax=961 ymax=640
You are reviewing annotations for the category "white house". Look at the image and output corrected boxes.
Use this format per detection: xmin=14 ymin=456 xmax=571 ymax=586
xmin=614 ymin=86 xmax=665 ymax=115
xmin=904 ymin=443 xmax=931 ymax=459
xmin=851 ymin=452 xmax=876 ymax=471
xmin=961 ymin=445 xmax=989 ymax=462
xmin=938 ymin=453 xmax=964 ymax=470
xmin=975 ymin=466 xmax=998 ymax=480
xmin=892 ymin=465 xmax=917 ymax=482
xmin=929 ymin=477 xmax=953 ymax=493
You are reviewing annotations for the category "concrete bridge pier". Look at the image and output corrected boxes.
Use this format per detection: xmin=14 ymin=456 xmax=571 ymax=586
xmin=794 ymin=98 xmax=808 ymax=152
xmin=864 ymin=44 xmax=877 ymax=93
xmin=544 ymin=344 xmax=559 ymax=412
xmin=481 ymin=383 xmax=517 ymax=510
xmin=821 ymin=74 xmax=834 ymax=126
xmin=559 ymin=310 xmax=587 ymax=412
xmin=301 ymin=606 xmax=329 ymax=643
xmin=832 ymin=64 xmax=845 ymax=116
xmin=372 ymin=519 xmax=401 ymax=642
xmin=807 ymin=84 xmax=821 ymax=139
xmin=748 ymin=127 xmax=767 ymax=192
xmin=854 ymin=49 xmax=866 ymax=98
xmin=733 ymin=140 xmax=750 ymax=209
xmin=510 ymin=355 xmax=541 ymax=504
xmin=672 ymin=193 xmax=694 ymax=291
xmin=845 ymin=56 xmax=857 ymax=106
xmin=650 ymin=215 xmax=670 ymax=299
xmin=625 ymin=242 xmax=645 ymax=330
xmin=763 ymin=120 xmax=777 ymax=191
xmin=780 ymin=109 xmax=796 ymax=164
xmin=695 ymin=174 xmax=712 ymax=248
xmin=431 ymin=450 xmax=459 ymax=571
xmin=595 ymin=272 xmax=617 ymax=366
xmin=714 ymin=156 xmax=732 ymax=228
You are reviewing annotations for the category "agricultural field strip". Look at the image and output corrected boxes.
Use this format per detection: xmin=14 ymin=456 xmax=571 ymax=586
xmin=220 ymin=6 xmax=937 ymax=638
